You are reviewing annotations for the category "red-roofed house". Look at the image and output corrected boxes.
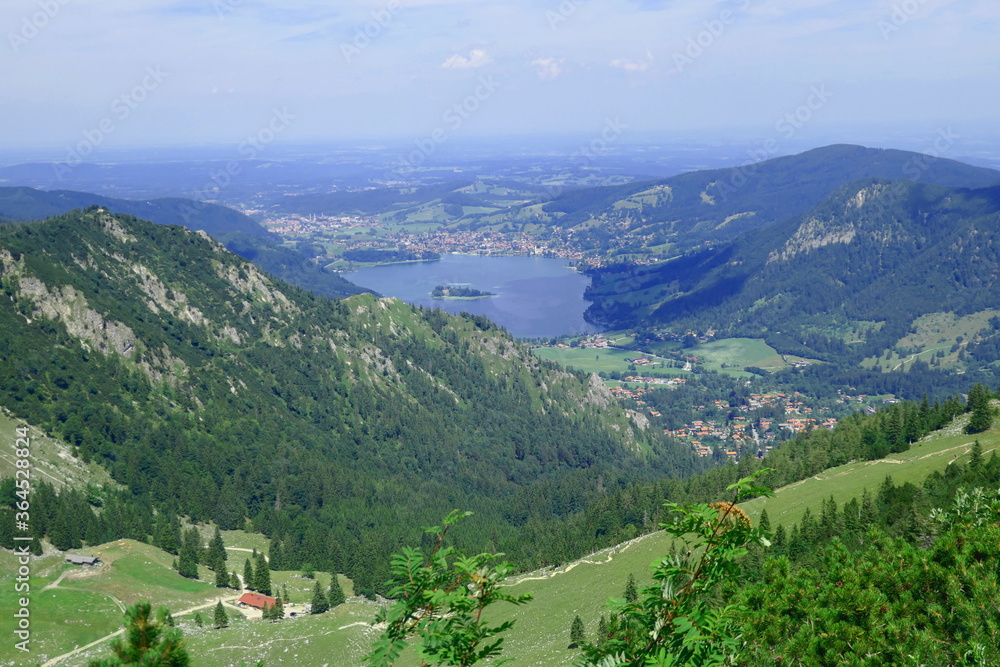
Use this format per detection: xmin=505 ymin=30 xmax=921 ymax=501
xmin=238 ymin=593 xmax=277 ymax=610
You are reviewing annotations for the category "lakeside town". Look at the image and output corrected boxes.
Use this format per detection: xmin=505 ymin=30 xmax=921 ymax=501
xmin=256 ymin=213 xmax=661 ymax=267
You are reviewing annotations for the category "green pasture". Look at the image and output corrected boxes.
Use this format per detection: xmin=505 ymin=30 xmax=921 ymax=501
xmin=0 ymin=410 xmax=115 ymax=491
xmin=533 ymin=347 xmax=678 ymax=376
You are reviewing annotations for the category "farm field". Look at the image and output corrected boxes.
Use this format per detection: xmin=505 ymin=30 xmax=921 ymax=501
xmin=533 ymin=347 xmax=682 ymax=377
xmin=691 ymin=338 xmax=813 ymax=376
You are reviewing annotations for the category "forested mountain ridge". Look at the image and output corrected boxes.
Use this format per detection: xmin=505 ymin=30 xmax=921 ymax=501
xmin=521 ymin=143 xmax=1000 ymax=251
xmin=0 ymin=186 xmax=365 ymax=299
xmin=0 ymin=208 xmax=697 ymax=593
xmin=585 ymin=178 xmax=1000 ymax=362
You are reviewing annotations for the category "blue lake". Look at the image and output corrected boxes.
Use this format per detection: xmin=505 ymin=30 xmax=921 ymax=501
xmin=346 ymin=254 xmax=602 ymax=339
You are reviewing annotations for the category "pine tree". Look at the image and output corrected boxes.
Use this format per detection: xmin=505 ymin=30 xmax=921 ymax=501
xmin=269 ymin=597 xmax=284 ymax=621
xmin=243 ymin=559 xmax=254 ymax=592
xmin=213 ymin=601 xmax=228 ymax=629
xmin=254 ymin=552 xmax=271 ymax=595
xmin=88 ymin=601 xmax=189 ymax=666
xmin=967 ymin=386 xmax=993 ymax=434
xmin=597 ymin=616 xmax=609 ymax=648
xmin=177 ymin=528 xmax=200 ymax=580
xmin=207 ymin=528 xmax=227 ymax=572
xmin=193 ymin=613 xmax=203 ymax=628
xmin=970 ymin=439 xmax=984 ymax=472
xmin=230 ymin=571 xmax=240 ymax=590
xmin=215 ymin=565 xmax=230 ymax=589
xmin=569 ymin=615 xmax=585 ymax=649
xmin=328 ymin=573 xmax=346 ymax=607
xmin=758 ymin=509 xmax=771 ymax=533
xmin=268 ymin=539 xmax=283 ymax=571
xmin=623 ymin=573 xmax=638 ymax=604
xmin=311 ymin=580 xmax=329 ymax=614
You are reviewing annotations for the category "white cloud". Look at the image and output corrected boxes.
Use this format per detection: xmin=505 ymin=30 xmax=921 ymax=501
xmin=531 ymin=57 xmax=565 ymax=81
xmin=441 ymin=49 xmax=493 ymax=69
xmin=610 ymin=50 xmax=654 ymax=72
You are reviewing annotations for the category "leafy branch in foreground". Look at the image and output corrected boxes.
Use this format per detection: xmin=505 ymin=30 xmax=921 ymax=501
xmin=578 ymin=469 xmax=774 ymax=667
xmin=364 ymin=510 xmax=532 ymax=667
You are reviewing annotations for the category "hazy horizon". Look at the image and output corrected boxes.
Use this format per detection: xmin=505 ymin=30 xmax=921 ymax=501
xmin=3 ymin=0 xmax=998 ymax=159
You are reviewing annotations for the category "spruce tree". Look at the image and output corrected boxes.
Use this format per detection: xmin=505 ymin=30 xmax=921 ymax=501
xmin=597 ymin=615 xmax=609 ymax=648
xmin=230 ymin=571 xmax=240 ymax=590
xmin=624 ymin=573 xmax=638 ymax=604
xmin=328 ymin=573 xmax=346 ymax=607
xmin=268 ymin=540 xmax=283 ymax=572
xmin=967 ymin=390 xmax=993 ymax=434
xmin=254 ymin=552 xmax=271 ymax=595
xmin=177 ymin=528 xmax=200 ymax=580
xmin=215 ymin=565 xmax=230 ymax=589
xmin=243 ymin=559 xmax=254 ymax=591
xmin=569 ymin=615 xmax=585 ymax=649
xmin=759 ymin=509 xmax=771 ymax=532
xmin=213 ymin=601 xmax=228 ymax=629
xmin=208 ymin=528 xmax=227 ymax=572
xmin=269 ymin=597 xmax=284 ymax=621
xmin=970 ymin=439 xmax=984 ymax=472
xmin=311 ymin=580 xmax=329 ymax=614
xmin=193 ymin=613 xmax=203 ymax=628
xmin=88 ymin=601 xmax=189 ymax=666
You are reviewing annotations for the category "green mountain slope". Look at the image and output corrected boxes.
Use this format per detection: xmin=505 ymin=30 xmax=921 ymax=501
xmin=524 ymin=144 xmax=1000 ymax=253
xmin=0 ymin=186 xmax=366 ymax=299
xmin=0 ymin=208 xmax=698 ymax=593
xmin=585 ymin=179 xmax=1000 ymax=361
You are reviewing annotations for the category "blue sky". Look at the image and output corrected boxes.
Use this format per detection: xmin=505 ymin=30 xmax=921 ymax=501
xmin=2 ymin=0 xmax=998 ymax=151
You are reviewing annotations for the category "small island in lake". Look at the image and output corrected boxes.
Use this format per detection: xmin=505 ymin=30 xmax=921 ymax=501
xmin=431 ymin=284 xmax=496 ymax=299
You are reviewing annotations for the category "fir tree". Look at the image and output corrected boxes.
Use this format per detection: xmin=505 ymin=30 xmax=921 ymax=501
xmin=597 ymin=616 xmax=608 ymax=648
xmin=970 ymin=439 xmax=984 ymax=472
xmin=254 ymin=552 xmax=271 ymax=596
xmin=569 ymin=615 xmax=585 ymax=649
xmin=213 ymin=601 xmax=228 ymax=629
xmin=215 ymin=565 xmax=230 ymax=589
xmin=268 ymin=539 xmax=283 ymax=571
xmin=624 ymin=573 xmax=638 ymax=604
xmin=328 ymin=573 xmax=346 ymax=607
xmin=207 ymin=528 xmax=227 ymax=572
xmin=311 ymin=580 xmax=329 ymax=614
xmin=243 ymin=559 xmax=254 ymax=592
xmin=177 ymin=528 xmax=200 ymax=580
xmin=268 ymin=598 xmax=284 ymax=621
xmin=88 ymin=601 xmax=189 ymax=667
xmin=966 ymin=383 xmax=993 ymax=434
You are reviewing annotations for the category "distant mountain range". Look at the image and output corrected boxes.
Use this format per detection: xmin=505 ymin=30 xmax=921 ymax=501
xmin=0 ymin=186 xmax=364 ymax=299
xmin=529 ymin=143 xmax=1000 ymax=248
xmin=585 ymin=177 xmax=1000 ymax=362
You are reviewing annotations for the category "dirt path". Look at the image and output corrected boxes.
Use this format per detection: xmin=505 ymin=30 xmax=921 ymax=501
xmin=41 ymin=597 xmax=239 ymax=667
xmin=507 ymin=530 xmax=662 ymax=585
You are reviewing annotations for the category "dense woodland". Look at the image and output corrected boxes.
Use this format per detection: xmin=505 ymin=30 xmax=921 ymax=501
xmin=0 ymin=210 xmax=705 ymax=594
